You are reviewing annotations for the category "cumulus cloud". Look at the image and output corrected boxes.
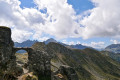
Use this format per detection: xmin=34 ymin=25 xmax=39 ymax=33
xmin=80 ymin=0 xmax=120 ymax=39
xmin=68 ymin=41 xmax=75 ymax=45
xmin=0 ymin=0 xmax=120 ymax=43
xmin=62 ymin=40 xmax=75 ymax=45
xmin=82 ymin=42 xmax=105 ymax=49
xmin=0 ymin=0 xmax=46 ymax=42
xmin=12 ymin=28 xmax=33 ymax=43
xmin=34 ymin=0 xmax=80 ymax=39
xmin=110 ymin=39 xmax=120 ymax=44
xmin=0 ymin=0 xmax=80 ymax=42
xmin=62 ymin=40 xmax=68 ymax=44
xmin=62 ymin=40 xmax=105 ymax=49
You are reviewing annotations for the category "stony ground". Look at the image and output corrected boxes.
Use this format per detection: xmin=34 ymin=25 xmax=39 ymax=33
xmin=15 ymin=53 xmax=38 ymax=80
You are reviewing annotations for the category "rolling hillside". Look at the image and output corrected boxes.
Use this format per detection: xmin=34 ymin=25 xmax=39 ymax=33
xmin=32 ymin=42 xmax=120 ymax=80
xmin=101 ymin=51 xmax=120 ymax=62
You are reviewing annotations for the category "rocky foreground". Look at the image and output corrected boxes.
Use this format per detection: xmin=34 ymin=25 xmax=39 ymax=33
xmin=0 ymin=26 xmax=78 ymax=80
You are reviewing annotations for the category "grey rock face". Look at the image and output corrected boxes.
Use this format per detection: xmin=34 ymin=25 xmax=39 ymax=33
xmin=0 ymin=26 xmax=52 ymax=79
xmin=53 ymin=65 xmax=79 ymax=80
xmin=0 ymin=26 xmax=78 ymax=80
xmin=28 ymin=50 xmax=51 ymax=76
xmin=0 ymin=26 xmax=17 ymax=79
xmin=0 ymin=26 xmax=14 ymax=67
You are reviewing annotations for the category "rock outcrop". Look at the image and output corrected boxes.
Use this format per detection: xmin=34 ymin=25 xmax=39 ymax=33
xmin=28 ymin=50 xmax=51 ymax=79
xmin=0 ymin=26 xmax=51 ymax=80
xmin=0 ymin=26 xmax=78 ymax=80
xmin=0 ymin=26 xmax=14 ymax=65
xmin=53 ymin=65 xmax=79 ymax=80
xmin=0 ymin=26 xmax=17 ymax=79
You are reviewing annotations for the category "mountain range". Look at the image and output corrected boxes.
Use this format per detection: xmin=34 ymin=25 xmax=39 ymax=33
xmin=14 ymin=38 xmax=90 ymax=50
xmin=31 ymin=42 xmax=120 ymax=80
xmin=101 ymin=51 xmax=120 ymax=62
xmin=14 ymin=40 xmax=38 ymax=53
xmin=13 ymin=38 xmax=120 ymax=79
xmin=105 ymin=44 xmax=120 ymax=54
xmin=14 ymin=40 xmax=38 ymax=47
xmin=104 ymin=44 xmax=120 ymax=62
xmin=14 ymin=38 xmax=120 ymax=62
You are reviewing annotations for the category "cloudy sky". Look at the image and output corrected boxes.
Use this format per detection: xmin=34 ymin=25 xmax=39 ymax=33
xmin=0 ymin=0 xmax=120 ymax=49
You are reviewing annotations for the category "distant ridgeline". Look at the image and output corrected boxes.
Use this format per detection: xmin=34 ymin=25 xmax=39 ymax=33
xmin=15 ymin=38 xmax=120 ymax=63
xmin=14 ymin=40 xmax=38 ymax=53
xmin=105 ymin=44 xmax=120 ymax=54
xmin=14 ymin=38 xmax=91 ymax=53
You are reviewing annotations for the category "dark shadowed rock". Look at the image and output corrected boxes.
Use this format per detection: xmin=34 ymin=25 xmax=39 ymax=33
xmin=0 ymin=26 xmax=15 ymax=67
xmin=0 ymin=26 xmax=52 ymax=80
xmin=53 ymin=65 xmax=79 ymax=80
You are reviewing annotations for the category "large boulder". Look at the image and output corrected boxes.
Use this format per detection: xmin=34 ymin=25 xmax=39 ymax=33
xmin=53 ymin=65 xmax=79 ymax=80
xmin=0 ymin=26 xmax=16 ymax=72
xmin=0 ymin=26 xmax=14 ymax=65
xmin=28 ymin=50 xmax=51 ymax=79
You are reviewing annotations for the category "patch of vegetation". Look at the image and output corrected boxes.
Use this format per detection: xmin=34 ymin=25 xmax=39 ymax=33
xmin=31 ymin=42 xmax=120 ymax=80
xmin=15 ymin=53 xmax=28 ymax=64
xmin=101 ymin=51 xmax=120 ymax=62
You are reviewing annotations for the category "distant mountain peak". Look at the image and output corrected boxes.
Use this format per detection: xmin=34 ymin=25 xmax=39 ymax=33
xmin=15 ymin=38 xmax=94 ymax=52
xmin=44 ymin=38 xmax=93 ymax=49
xmin=14 ymin=40 xmax=38 ymax=53
xmin=44 ymin=38 xmax=57 ymax=44
xmin=31 ymin=41 xmax=120 ymax=80
xmin=69 ymin=44 xmax=89 ymax=49
xmin=105 ymin=44 xmax=120 ymax=54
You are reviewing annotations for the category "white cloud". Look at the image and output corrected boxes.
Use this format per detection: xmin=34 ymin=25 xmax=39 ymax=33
xmin=68 ymin=41 xmax=75 ymax=45
xmin=33 ymin=32 xmax=49 ymax=41
xmin=80 ymin=0 xmax=120 ymax=39
xmin=0 ymin=0 xmax=80 ymax=42
xmin=62 ymin=40 xmax=67 ymax=44
xmin=62 ymin=40 xmax=75 ymax=45
xmin=110 ymin=39 xmax=120 ymax=44
xmin=62 ymin=39 xmax=105 ymax=49
xmin=0 ymin=0 xmax=120 ymax=43
xmin=12 ymin=28 xmax=33 ymax=43
xmin=34 ymin=0 xmax=80 ymax=39
xmin=76 ymin=41 xmax=81 ymax=44
xmin=0 ymin=0 xmax=46 ymax=42
xmin=82 ymin=42 xmax=105 ymax=49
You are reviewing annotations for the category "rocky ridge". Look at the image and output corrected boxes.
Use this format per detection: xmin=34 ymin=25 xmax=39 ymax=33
xmin=105 ymin=44 xmax=120 ymax=54
xmin=0 ymin=26 xmax=78 ymax=80
xmin=33 ymin=42 xmax=120 ymax=80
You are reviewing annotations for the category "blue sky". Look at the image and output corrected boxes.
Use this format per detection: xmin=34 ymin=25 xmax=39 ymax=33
xmin=19 ymin=0 xmax=35 ymax=8
xmin=19 ymin=0 xmax=94 ymax=14
xmin=67 ymin=0 xmax=94 ymax=14
xmin=0 ymin=0 xmax=120 ymax=49
xmin=18 ymin=0 xmax=113 ymax=48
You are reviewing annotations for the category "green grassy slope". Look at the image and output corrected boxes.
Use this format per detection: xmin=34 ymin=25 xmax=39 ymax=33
xmin=101 ymin=51 xmax=120 ymax=62
xmin=31 ymin=42 xmax=120 ymax=80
